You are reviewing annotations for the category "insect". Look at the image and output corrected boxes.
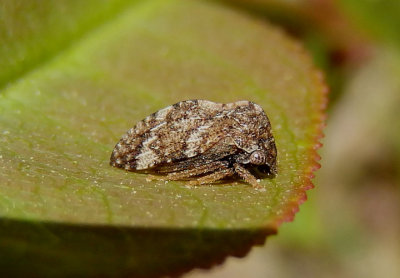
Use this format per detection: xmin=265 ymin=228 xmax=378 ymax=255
xmin=110 ymin=100 xmax=277 ymax=190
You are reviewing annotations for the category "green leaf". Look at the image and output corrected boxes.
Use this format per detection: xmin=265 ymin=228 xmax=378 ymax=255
xmin=0 ymin=0 xmax=326 ymax=276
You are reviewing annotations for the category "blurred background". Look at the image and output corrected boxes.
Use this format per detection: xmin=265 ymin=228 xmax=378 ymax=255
xmin=188 ymin=0 xmax=400 ymax=277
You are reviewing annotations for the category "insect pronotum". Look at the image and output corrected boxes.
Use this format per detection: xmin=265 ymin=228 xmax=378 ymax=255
xmin=110 ymin=100 xmax=277 ymax=190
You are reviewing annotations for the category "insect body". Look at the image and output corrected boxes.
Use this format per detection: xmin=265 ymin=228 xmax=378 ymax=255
xmin=110 ymin=100 xmax=277 ymax=190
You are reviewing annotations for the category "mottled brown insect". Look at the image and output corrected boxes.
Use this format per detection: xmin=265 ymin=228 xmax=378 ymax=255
xmin=110 ymin=100 xmax=277 ymax=190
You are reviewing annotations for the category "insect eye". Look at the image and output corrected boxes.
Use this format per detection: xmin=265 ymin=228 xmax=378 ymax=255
xmin=250 ymin=151 xmax=266 ymax=165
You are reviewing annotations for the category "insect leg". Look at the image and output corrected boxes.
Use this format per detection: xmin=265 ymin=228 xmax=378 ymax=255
xmin=165 ymin=161 xmax=228 ymax=180
xmin=188 ymin=167 xmax=235 ymax=186
xmin=233 ymin=163 xmax=264 ymax=190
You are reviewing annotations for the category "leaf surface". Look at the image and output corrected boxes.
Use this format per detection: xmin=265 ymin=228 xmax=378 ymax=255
xmin=0 ymin=0 xmax=326 ymax=276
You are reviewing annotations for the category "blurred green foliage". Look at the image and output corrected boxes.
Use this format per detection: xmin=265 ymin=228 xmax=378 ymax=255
xmin=339 ymin=0 xmax=400 ymax=48
xmin=0 ymin=0 xmax=136 ymax=88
